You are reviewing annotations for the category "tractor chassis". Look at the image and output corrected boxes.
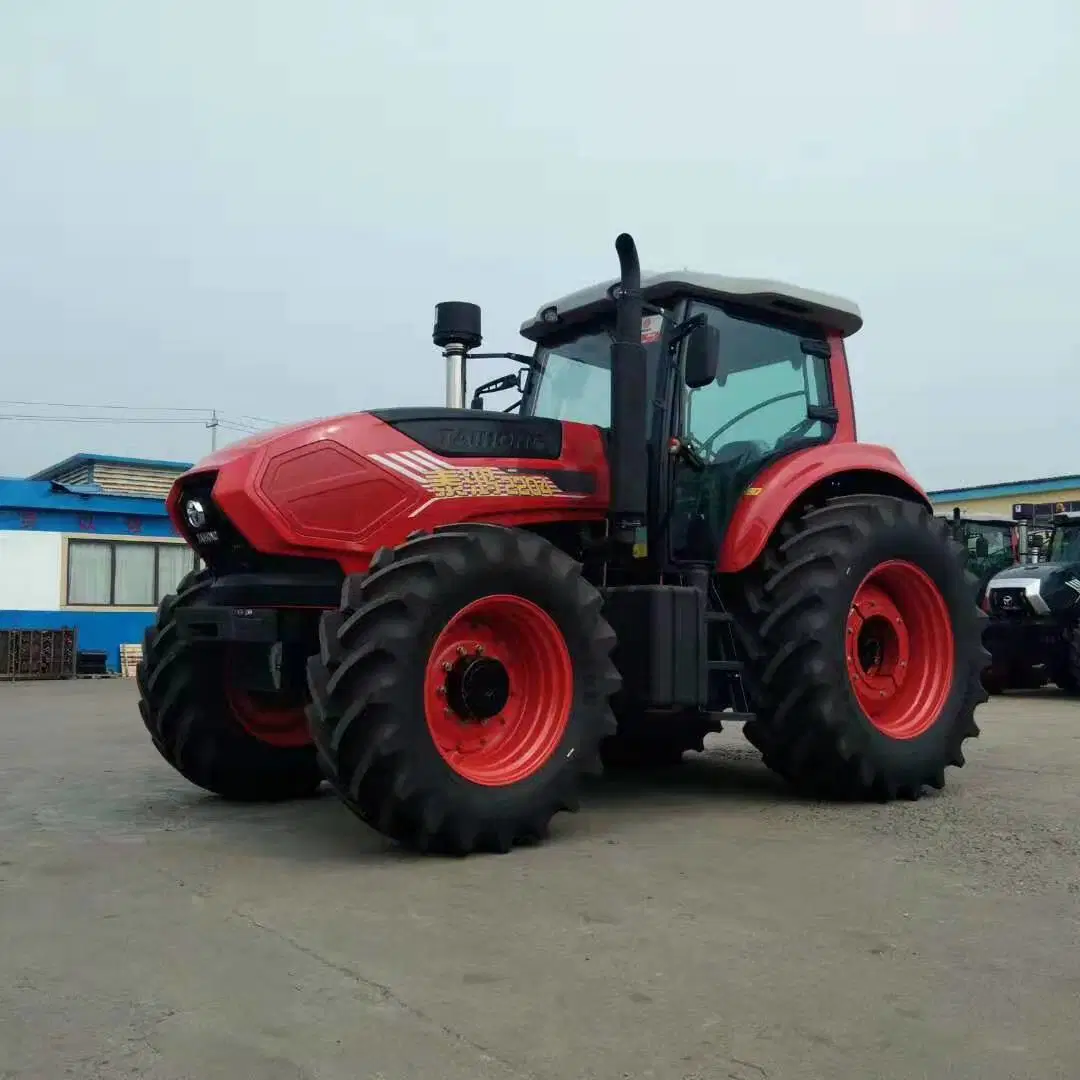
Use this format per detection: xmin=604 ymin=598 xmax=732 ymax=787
xmin=602 ymin=582 xmax=754 ymax=723
xmin=172 ymin=571 xmax=337 ymax=696
xmin=173 ymin=573 xmax=757 ymax=719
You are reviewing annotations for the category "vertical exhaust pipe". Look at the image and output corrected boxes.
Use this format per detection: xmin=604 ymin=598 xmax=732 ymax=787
xmin=609 ymin=233 xmax=649 ymax=556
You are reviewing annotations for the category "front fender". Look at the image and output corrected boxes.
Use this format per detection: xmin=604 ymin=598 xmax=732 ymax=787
xmin=717 ymin=443 xmax=930 ymax=574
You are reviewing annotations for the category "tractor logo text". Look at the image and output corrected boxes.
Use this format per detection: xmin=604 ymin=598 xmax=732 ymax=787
xmin=434 ymin=426 xmax=553 ymax=456
xmin=425 ymin=467 xmax=561 ymax=500
xmin=368 ymin=449 xmax=581 ymax=512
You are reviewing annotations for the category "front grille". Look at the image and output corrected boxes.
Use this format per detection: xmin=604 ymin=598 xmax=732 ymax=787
xmin=989 ymin=587 xmax=1028 ymax=616
xmin=174 ymin=472 xmax=341 ymax=583
xmin=174 ymin=472 xmax=252 ymax=573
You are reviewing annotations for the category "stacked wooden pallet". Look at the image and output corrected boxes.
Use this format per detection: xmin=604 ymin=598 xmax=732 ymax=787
xmin=119 ymin=643 xmax=143 ymax=679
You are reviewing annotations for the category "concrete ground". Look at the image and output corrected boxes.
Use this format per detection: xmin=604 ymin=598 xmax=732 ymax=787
xmin=1 ymin=682 xmax=1078 ymax=1080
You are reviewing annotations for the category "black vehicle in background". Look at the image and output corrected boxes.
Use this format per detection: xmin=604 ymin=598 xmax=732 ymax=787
xmin=982 ymin=511 xmax=1080 ymax=693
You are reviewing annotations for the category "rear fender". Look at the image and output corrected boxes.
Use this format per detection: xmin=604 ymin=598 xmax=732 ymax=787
xmin=717 ymin=443 xmax=930 ymax=574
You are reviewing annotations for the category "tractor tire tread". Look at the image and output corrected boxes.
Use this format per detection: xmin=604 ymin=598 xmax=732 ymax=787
xmin=307 ymin=524 xmax=619 ymax=855
xmin=137 ymin=569 xmax=323 ymax=802
xmin=736 ymin=494 xmax=988 ymax=801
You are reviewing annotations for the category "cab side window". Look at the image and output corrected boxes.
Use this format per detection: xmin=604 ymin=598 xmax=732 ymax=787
xmin=668 ymin=301 xmax=835 ymax=563
xmin=683 ymin=302 xmax=832 ymax=461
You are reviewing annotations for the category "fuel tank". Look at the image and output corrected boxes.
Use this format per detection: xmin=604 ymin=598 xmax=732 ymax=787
xmin=167 ymin=408 xmax=609 ymax=575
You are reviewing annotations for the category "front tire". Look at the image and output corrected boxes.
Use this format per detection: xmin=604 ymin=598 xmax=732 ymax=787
xmin=137 ymin=570 xmax=323 ymax=801
xmin=737 ymin=495 xmax=989 ymax=800
xmin=306 ymin=525 xmax=620 ymax=855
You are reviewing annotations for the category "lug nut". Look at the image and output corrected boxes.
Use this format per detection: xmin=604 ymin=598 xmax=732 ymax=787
xmin=442 ymin=661 xmax=452 ymax=672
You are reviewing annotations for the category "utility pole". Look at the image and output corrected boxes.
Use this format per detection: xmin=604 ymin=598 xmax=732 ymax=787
xmin=207 ymin=408 xmax=219 ymax=451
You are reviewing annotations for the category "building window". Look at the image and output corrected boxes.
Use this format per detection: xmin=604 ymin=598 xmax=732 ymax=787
xmin=66 ymin=539 xmax=197 ymax=607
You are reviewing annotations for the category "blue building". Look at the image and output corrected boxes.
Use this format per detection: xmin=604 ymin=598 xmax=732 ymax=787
xmin=0 ymin=453 xmax=195 ymax=674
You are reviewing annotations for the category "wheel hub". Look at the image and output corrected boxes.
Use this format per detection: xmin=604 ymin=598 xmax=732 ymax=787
xmin=847 ymin=583 xmax=910 ymax=703
xmin=422 ymin=594 xmax=574 ymax=786
xmin=445 ymin=654 xmax=511 ymax=722
xmin=844 ymin=560 xmax=955 ymax=741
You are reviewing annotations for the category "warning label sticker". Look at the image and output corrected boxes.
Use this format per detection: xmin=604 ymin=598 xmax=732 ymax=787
xmin=641 ymin=315 xmax=663 ymax=344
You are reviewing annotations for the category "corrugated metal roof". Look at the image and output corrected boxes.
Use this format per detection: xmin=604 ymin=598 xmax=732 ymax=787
xmin=29 ymin=452 xmax=193 ymax=482
xmin=927 ymin=475 xmax=1080 ymax=502
xmin=0 ymin=477 xmax=172 ymax=516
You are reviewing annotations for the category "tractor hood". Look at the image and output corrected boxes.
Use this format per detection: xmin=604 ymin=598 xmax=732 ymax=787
xmin=985 ymin=561 xmax=1080 ymax=617
xmin=168 ymin=408 xmax=609 ymax=575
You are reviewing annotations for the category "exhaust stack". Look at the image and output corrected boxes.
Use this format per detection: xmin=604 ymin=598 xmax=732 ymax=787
xmin=609 ymin=233 xmax=649 ymax=555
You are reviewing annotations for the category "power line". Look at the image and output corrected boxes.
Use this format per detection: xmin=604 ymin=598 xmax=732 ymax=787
xmin=0 ymin=400 xmax=283 ymax=427
xmin=0 ymin=399 xmax=214 ymax=414
xmin=0 ymin=401 xmax=281 ymax=455
xmin=230 ymin=413 xmax=281 ymax=427
xmin=0 ymin=413 xmax=209 ymax=424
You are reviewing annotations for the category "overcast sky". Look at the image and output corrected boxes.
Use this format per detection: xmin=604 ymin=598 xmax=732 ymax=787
xmin=1 ymin=0 xmax=1076 ymax=490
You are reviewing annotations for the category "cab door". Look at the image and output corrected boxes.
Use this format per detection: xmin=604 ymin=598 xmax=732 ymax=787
xmin=667 ymin=300 xmax=836 ymax=565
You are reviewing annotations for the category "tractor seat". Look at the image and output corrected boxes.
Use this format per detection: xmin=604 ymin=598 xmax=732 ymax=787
xmin=709 ymin=439 xmax=769 ymax=465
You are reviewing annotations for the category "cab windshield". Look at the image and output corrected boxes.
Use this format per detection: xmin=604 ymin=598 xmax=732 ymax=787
xmin=523 ymin=312 xmax=667 ymax=429
xmin=527 ymin=327 xmax=615 ymax=427
xmin=1048 ymin=525 xmax=1080 ymax=563
xmin=961 ymin=522 xmax=1013 ymax=559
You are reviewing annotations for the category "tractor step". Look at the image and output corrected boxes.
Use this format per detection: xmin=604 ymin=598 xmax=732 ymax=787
xmin=708 ymin=659 xmax=743 ymax=673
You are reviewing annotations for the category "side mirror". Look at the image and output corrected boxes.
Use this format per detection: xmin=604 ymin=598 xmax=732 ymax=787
xmin=684 ymin=322 xmax=721 ymax=389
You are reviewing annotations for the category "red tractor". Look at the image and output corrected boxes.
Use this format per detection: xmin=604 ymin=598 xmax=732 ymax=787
xmin=137 ymin=233 xmax=989 ymax=854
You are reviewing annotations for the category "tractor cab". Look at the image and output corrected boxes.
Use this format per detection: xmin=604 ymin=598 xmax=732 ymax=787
xmin=939 ymin=509 xmax=1020 ymax=601
xmin=455 ymin=265 xmax=863 ymax=571
xmin=1045 ymin=512 xmax=1080 ymax=564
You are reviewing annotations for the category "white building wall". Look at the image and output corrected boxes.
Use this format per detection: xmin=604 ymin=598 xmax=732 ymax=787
xmin=0 ymin=531 xmax=63 ymax=610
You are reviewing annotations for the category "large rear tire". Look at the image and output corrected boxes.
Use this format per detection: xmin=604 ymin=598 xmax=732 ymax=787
xmin=306 ymin=524 xmax=620 ymax=855
xmin=137 ymin=570 xmax=323 ymax=801
xmin=736 ymin=495 xmax=989 ymax=800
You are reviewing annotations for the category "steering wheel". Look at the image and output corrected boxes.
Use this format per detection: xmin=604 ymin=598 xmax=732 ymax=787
xmin=694 ymin=391 xmax=806 ymax=458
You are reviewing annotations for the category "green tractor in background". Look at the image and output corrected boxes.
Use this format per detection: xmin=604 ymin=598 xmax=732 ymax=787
xmin=939 ymin=507 xmax=1021 ymax=605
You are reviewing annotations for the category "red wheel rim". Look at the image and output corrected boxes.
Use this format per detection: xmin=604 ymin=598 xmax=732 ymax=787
xmin=225 ymin=654 xmax=311 ymax=749
xmin=845 ymin=560 xmax=955 ymax=740
xmin=423 ymin=594 xmax=574 ymax=786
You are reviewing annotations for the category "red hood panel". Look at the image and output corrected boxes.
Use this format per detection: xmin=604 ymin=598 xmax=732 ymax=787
xmin=172 ymin=413 xmax=609 ymax=574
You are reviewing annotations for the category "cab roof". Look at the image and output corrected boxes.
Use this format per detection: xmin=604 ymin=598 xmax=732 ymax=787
xmin=519 ymin=269 xmax=863 ymax=342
